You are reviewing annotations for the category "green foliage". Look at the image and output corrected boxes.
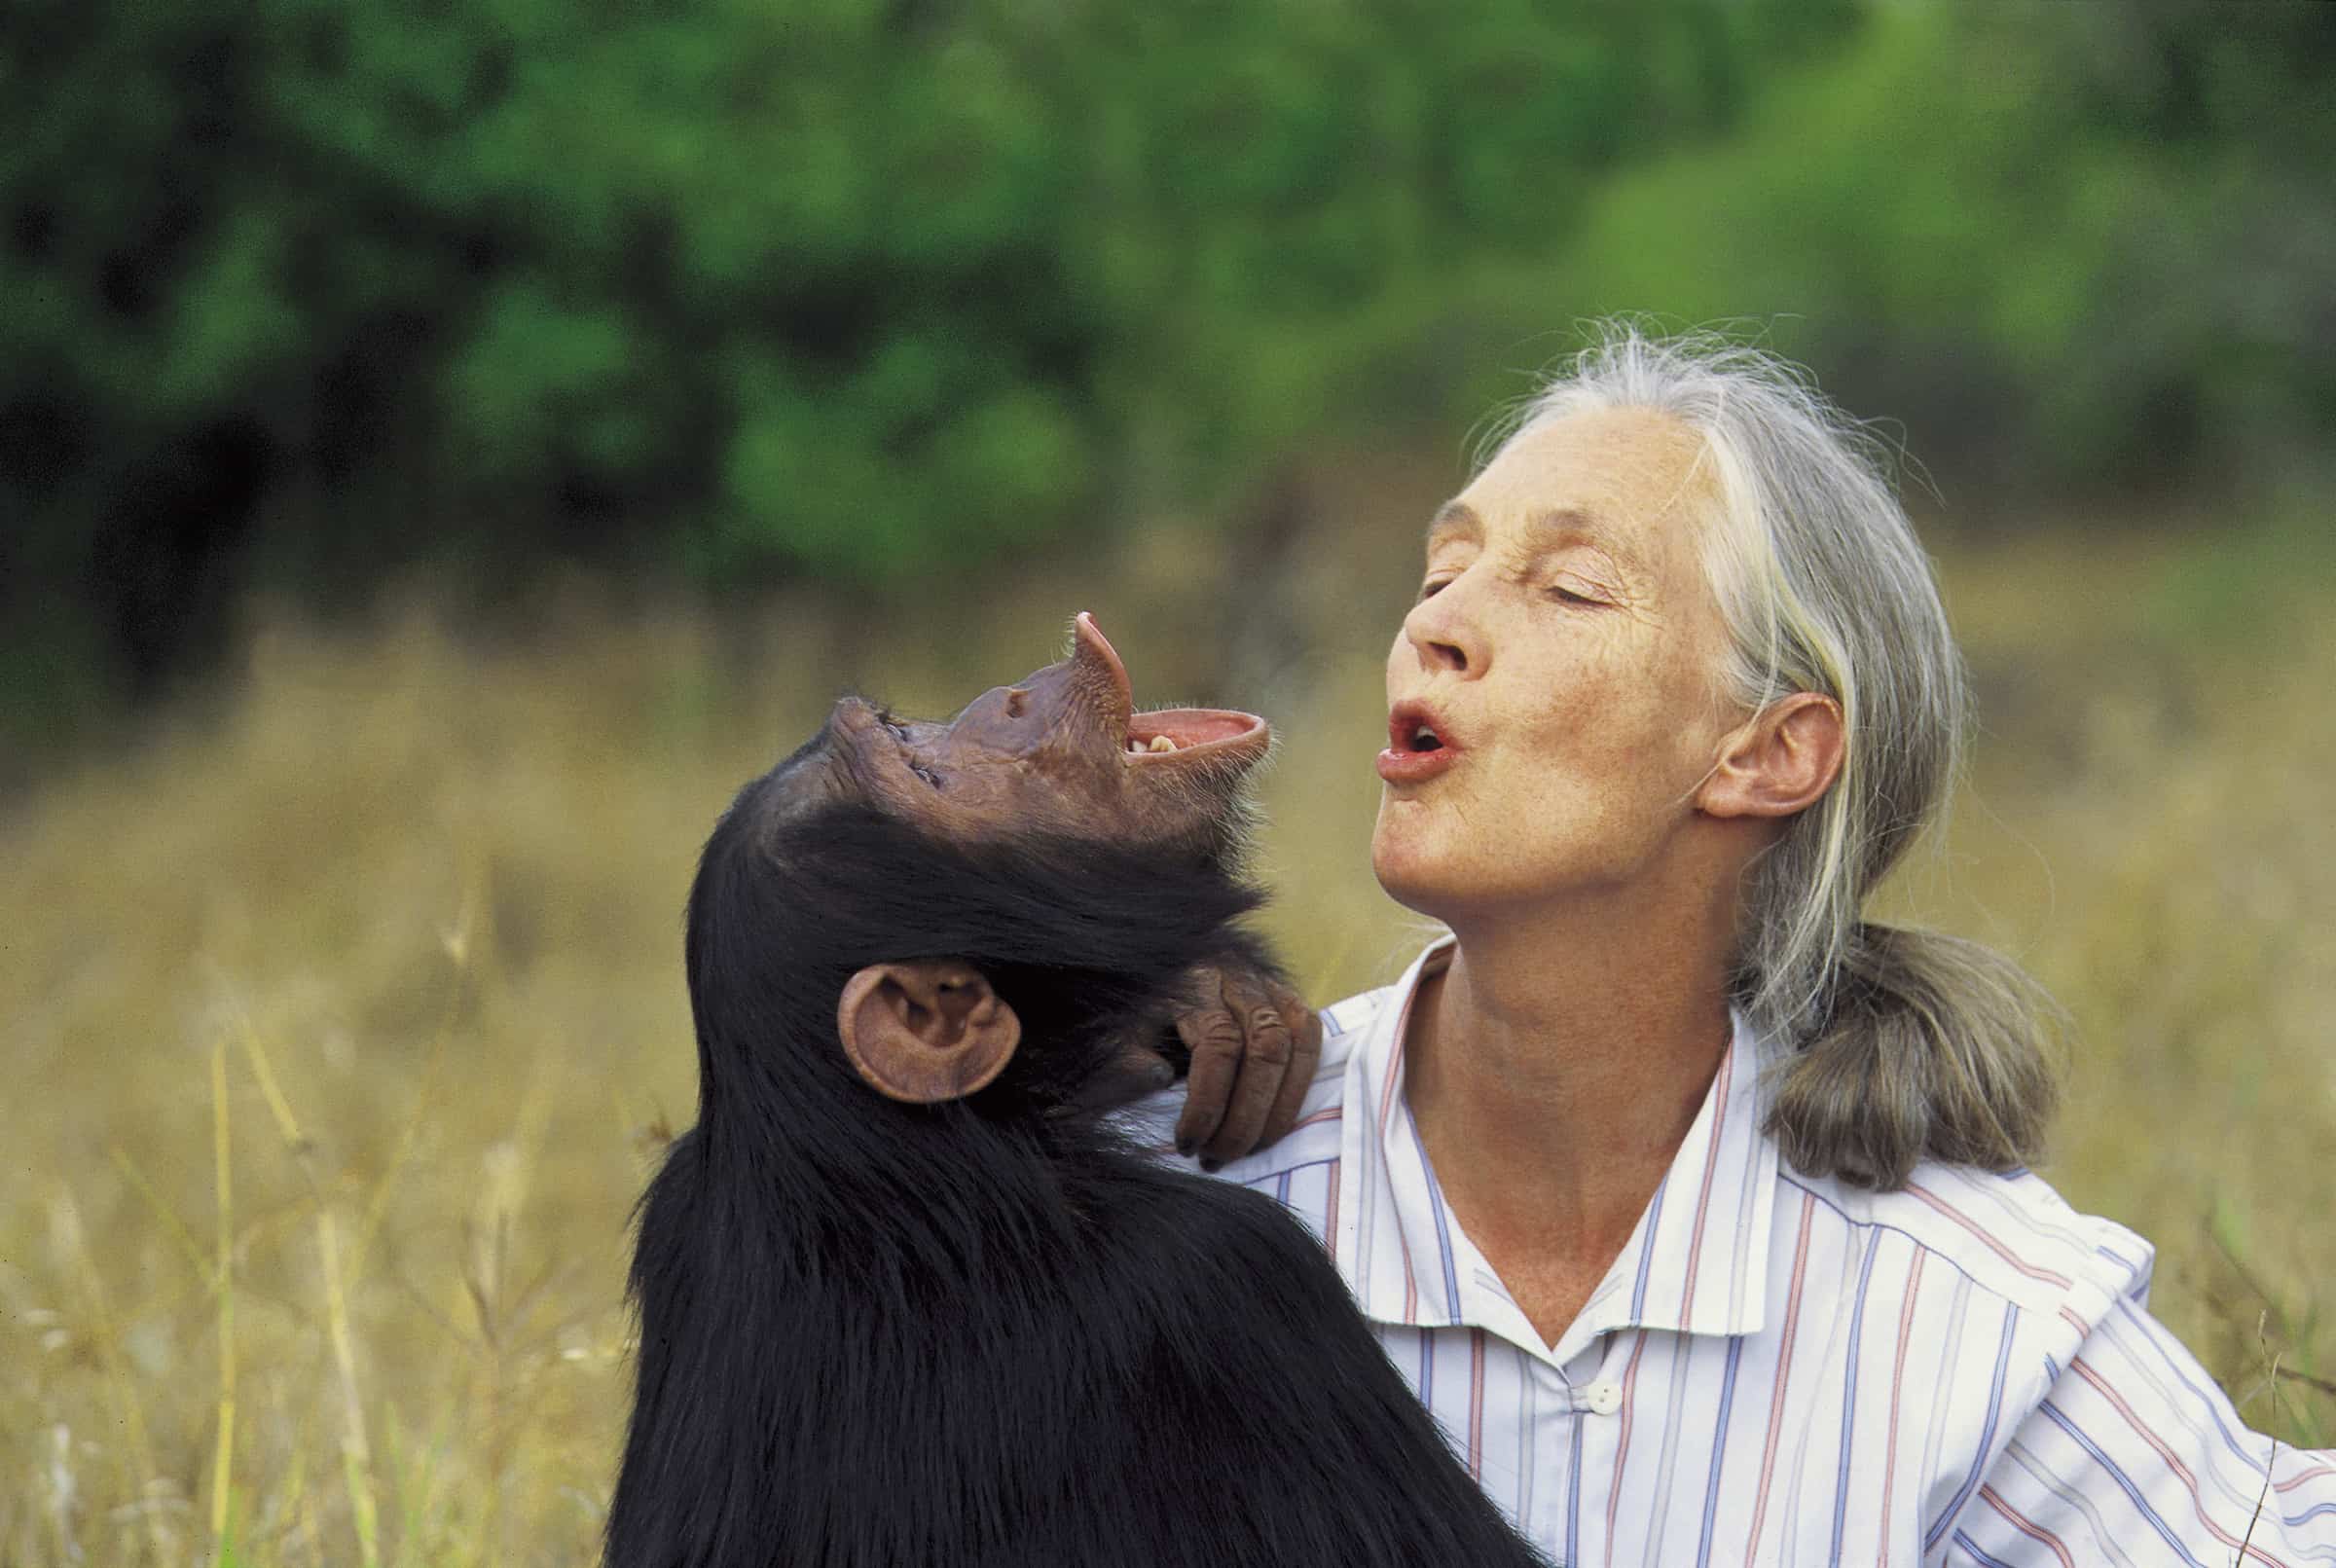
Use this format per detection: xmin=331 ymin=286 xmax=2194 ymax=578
xmin=1 ymin=0 xmax=2328 ymax=731
xmin=1540 ymin=2 xmax=2336 ymax=497
xmin=0 ymin=0 xmax=1838 ymax=712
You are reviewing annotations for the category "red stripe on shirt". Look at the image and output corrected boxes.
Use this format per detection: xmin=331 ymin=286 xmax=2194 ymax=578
xmin=1979 ymin=1483 xmax=2076 ymax=1568
xmin=1604 ymin=1328 xmax=1652 ymax=1567
xmin=1677 ymin=1041 xmax=1735 ymax=1321
xmin=2276 ymin=1464 xmax=2336 ymax=1493
xmin=1323 ymin=1157 xmax=1340 ymax=1260
xmin=2069 ymin=1358 xmax=2292 ymax=1568
xmin=1904 ymin=1182 xmax=2075 ymax=1290
xmin=1468 ymin=1328 xmax=1486 ymax=1481
xmin=1878 ymin=1248 xmax=1927 ymax=1565
xmin=1746 ymin=1190 xmax=1818 ymax=1559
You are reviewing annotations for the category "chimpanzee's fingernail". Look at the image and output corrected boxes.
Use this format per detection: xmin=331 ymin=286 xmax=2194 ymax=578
xmin=1200 ymin=1157 xmax=1223 ymax=1173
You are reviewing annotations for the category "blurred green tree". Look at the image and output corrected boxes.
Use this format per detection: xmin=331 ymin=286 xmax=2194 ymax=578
xmin=1545 ymin=1 xmax=2335 ymax=500
xmin=2 ymin=0 xmax=2326 ymax=736
xmin=0 ymin=0 xmax=1844 ymax=716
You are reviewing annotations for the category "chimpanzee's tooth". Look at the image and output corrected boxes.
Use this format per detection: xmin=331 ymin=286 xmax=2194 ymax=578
xmin=1149 ymin=735 xmax=1177 ymax=752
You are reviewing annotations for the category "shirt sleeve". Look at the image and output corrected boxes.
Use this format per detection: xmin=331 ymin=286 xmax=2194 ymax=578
xmin=1942 ymin=1293 xmax=2336 ymax=1566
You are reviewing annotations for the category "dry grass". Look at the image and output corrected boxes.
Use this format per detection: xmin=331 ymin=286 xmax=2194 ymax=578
xmin=3 ymin=501 xmax=2330 ymax=1564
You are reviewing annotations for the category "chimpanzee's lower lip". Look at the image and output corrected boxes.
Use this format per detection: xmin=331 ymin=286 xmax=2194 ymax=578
xmin=1125 ymin=708 xmax=1269 ymax=761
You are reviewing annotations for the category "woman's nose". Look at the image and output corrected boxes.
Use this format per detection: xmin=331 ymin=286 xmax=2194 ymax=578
xmin=1401 ymin=583 xmax=1482 ymax=676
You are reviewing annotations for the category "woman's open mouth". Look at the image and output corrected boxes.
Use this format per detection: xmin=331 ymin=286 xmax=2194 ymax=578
xmin=1377 ymin=703 xmax=1459 ymax=784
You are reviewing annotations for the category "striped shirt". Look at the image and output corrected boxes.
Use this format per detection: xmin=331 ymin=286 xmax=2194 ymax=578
xmin=1125 ymin=937 xmax=2336 ymax=1565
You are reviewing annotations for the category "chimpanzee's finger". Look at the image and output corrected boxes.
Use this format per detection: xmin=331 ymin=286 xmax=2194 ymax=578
xmin=1172 ymin=966 xmax=1241 ymax=1156
xmin=1254 ymin=981 xmax=1322 ymax=1149
xmin=1197 ymin=967 xmax=1296 ymax=1163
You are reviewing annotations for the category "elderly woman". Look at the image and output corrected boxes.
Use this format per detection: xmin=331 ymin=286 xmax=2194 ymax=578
xmin=1146 ymin=329 xmax=2335 ymax=1564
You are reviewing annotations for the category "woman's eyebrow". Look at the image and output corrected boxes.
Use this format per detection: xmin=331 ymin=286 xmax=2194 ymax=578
xmin=1522 ymin=506 xmax=1637 ymax=571
xmin=1427 ymin=500 xmax=1642 ymax=577
xmin=1424 ymin=500 xmax=1483 ymax=550
xmin=1434 ymin=496 xmax=1629 ymax=548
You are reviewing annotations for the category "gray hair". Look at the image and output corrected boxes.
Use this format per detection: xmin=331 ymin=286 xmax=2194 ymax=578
xmin=1501 ymin=325 xmax=2059 ymax=1189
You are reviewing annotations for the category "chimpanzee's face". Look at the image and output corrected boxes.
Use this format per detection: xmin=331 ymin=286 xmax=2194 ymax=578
xmin=798 ymin=613 xmax=1270 ymax=855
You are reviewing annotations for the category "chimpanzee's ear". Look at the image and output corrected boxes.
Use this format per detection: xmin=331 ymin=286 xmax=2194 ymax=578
xmin=836 ymin=961 xmax=1021 ymax=1103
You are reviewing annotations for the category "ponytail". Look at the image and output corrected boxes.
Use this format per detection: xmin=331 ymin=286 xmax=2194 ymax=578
xmin=1761 ymin=923 xmax=2062 ymax=1190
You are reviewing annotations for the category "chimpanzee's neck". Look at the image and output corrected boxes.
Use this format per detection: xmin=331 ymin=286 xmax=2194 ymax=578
xmin=610 ymin=1086 xmax=1149 ymax=1567
xmin=693 ymin=997 xmax=1145 ymax=1194
xmin=692 ymin=806 xmax=1268 ymax=1161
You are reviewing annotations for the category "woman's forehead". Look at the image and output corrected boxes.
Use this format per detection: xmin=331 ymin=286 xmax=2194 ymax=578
xmin=1453 ymin=407 xmax=1717 ymax=563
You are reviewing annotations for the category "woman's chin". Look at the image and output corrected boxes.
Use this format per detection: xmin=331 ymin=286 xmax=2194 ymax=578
xmin=1374 ymin=822 xmax=1553 ymax=923
xmin=1370 ymin=834 xmax=1471 ymax=921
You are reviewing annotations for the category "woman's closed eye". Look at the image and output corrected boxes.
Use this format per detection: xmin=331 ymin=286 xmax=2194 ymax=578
xmin=1547 ymin=578 xmax=1614 ymax=607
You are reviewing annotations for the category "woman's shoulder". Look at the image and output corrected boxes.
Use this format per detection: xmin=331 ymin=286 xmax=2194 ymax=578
xmin=1314 ymin=979 xmax=1403 ymax=1052
xmin=1788 ymin=1156 xmax=2154 ymax=1331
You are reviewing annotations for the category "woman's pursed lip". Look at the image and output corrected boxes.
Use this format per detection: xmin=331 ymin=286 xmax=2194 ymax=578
xmin=1377 ymin=744 xmax=1458 ymax=784
xmin=1381 ymin=700 xmax=1460 ymax=783
xmin=1386 ymin=701 xmax=1459 ymax=754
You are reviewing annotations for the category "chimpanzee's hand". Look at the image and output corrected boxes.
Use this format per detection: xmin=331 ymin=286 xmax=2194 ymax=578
xmin=1168 ymin=960 xmax=1323 ymax=1166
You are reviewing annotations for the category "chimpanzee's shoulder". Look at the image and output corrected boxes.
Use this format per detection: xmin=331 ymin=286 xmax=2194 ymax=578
xmin=1077 ymin=1162 xmax=1396 ymax=1389
xmin=1067 ymin=1159 xmax=1551 ymax=1566
xmin=1077 ymin=1155 xmax=1331 ymax=1288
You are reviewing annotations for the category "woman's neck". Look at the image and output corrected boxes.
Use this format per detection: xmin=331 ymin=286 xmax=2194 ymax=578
xmin=1403 ymin=883 xmax=1736 ymax=1331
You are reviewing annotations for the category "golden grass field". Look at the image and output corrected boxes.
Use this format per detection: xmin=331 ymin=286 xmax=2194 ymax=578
xmin=5 ymin=484 xmax=2331 ymax=1565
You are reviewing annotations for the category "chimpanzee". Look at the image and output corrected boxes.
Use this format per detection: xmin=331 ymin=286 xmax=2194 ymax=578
xmin=607 ymin=613 xmax=1548 ymax=1568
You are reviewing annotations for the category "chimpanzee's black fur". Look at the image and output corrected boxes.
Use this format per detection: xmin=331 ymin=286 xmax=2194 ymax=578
xmin=606 ymin=727 xmax=1548 ymax=1567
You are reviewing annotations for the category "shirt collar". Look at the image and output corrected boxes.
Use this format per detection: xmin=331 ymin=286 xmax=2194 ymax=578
xmin=1333 ymin=936 xmax=1777 ymax=1361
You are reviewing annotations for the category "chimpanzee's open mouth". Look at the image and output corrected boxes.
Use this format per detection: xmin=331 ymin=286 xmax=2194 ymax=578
xmin=1123 ymin=710 xmax=1266 ymax=756
xmin=1074 ymin=613 xmax=1270 ymax=765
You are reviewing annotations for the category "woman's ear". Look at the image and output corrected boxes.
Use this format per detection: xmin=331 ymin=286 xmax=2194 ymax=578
xmin=1697 ymin=691 xmax=1845 ymax=820
xmin=836 ymin=961 xmax=1021 ymax=1103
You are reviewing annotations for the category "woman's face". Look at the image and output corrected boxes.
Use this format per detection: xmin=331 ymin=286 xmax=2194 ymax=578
xmin=1371 ymin=406 xmax=1741 ymax=921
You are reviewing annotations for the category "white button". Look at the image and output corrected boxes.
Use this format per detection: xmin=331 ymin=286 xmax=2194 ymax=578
xmin=1584 ymin=1378 xmax=1623 ymax=1416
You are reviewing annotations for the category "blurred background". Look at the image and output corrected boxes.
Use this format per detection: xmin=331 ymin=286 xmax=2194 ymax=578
xmin=4 ymin=2 xmax=2332 ymax=1562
